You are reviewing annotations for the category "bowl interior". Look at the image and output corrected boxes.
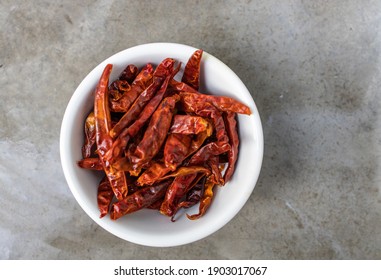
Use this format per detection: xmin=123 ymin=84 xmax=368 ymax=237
xmin=60 ymin=43 xmax=263 ymax=247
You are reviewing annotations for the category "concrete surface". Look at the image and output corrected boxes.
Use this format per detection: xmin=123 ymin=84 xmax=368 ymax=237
xmin=1 ymin=0 xmax=381 ymax=259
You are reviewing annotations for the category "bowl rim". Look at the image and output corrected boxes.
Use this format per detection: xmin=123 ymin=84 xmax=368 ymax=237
xmin=60 ymin=42 xmax=264 ymax=247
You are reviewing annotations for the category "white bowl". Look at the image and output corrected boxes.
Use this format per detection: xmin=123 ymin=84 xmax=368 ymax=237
xmin=60 ymin=43 xmax=263 ymax=247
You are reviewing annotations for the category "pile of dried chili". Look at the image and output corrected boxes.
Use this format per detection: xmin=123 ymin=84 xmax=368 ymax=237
xmin=77 ymin=49 xmax=251 ymax=221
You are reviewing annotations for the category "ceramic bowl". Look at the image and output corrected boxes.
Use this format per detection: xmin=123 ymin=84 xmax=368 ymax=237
xmin=60 ymin=43 xmax=263 ymax=247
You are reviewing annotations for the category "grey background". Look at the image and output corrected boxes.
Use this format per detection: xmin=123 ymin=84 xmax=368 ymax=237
xmin=1 ymin=0 xmax=380 ymax=259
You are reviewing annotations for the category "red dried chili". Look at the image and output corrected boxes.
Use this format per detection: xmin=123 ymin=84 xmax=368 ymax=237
xmin=187 ymin=176 xmax=216 ymax=220
xmin=182 ymin=49 xmax=203 ymax=90
xmin=171 ymin=176 xmax=206 ymax=222
xmin=82 ymin=112 xmax=96 ymax=158
xmin=110 ymin=63 xmax=154 ymax=112
xmin=110 ymin=180 xmax=171 ymax=220
xmin=169 ymin=79 xmax=198 ymax=93
xmin=164 ymin=134 xmax=192 ymax=170
xmin=97 ymin=176 xmax=114 ymax=218
xmin=223 ymin=112 xmax=239 ymax=183
xmin=169 ymin=115 xmax=210 ymax=135
xmin=119 ymin=64 xmax=138 ymax=83
xmin=94 ymin=64 xmax=128 ymax=201
xmin=137 ymin=162 xmax=171 ymax=186
xmin=77 ymin=157 xmax=102 ymax=170
xmin=160 ymin=172 xmax=204 ymax=217
xmin=180 ymin=91 xmax=251 ymax=115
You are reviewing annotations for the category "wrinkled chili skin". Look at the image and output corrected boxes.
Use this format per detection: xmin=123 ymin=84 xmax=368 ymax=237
xmin=160 ymin=139 xmax=228 ymax=217
xmin=164 ymin=134 xmax=192 ymax=170
xmin=82 ymin=112 xmax=96 ymax=158
xmin=110 ymin=180 xmax=171 ymax=220
xmin=97 ymin=176 xmax=114 ymax=218
xmin=185 ymin=156 xmax=225 ymax=220
xmin=206 ymin=155 xmax=223 ymax=185
xmin=171 ymin=176 xmax=205 ymax=222
xmin=110 ymin=80 xmax=131 ymax=93
xmin=169 ymin=79 xmax=198 ymax=93
xmin=146 ymin=197 xmax=164 ymax=210
xmin=187 ymin=176 xmax=215 ymax=220
xmin=160 ymin=173 xmax=199 ymax=217
xmin=110 ymin=59 xmax=175 ymax=139
xmin=109 ymin=80 xmax=131 ymax=104
xmin=94 ymin=64 xmax=128 ymax=200
xmin=180 ymin=101 xmax=230 ymax=147
xmin=156 ymin=166 xmax=210 ymax=182
xmin=188 ymin=123 xmax=213 ymax=156
xmin=137 ymin=162 xmax=210 ymax=187
xmin=137 ymin=162 xmax=171 ymax=186
xmin=77 ymin=157 xmax=103 ymax=170
xmin=182 ymin=49 xmax=203 ymax=90
xmin=169 ymin=115 xmax=210 ymax=135
xmin=130 ymin=94 xmax=180 ymax=172
xmin=180 ymin=91 xmax=251 ymax=115
xmin=110 ymin=63 xmax=154 ymax=112
xmin=119 ymin=64 xmax=138 ymax=83
xmin=223 ymin=112 xmax=239 ymax=183
xmin=94 ymin=64 xmax=113 ymax=157
xmin=163 ymin=115 xmax=211 ymax=171
xmin=190 ymin=142 xmax=230 ymax=165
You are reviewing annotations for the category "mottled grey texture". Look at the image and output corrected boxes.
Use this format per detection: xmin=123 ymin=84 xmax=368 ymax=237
xmin=1 ymin=0 xmax=380 ymax=259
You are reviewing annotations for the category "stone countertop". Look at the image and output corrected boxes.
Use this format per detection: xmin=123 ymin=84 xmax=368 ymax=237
xmin=1 ymin=0 xmax=380 ymax=259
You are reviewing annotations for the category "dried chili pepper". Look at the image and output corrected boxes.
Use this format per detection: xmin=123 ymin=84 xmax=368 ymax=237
xmin=182 ymin=49 xmax=203 ymax=90
xmin=110 ymin=59 xmax=175 ymax=138
xmin=169 ymin=115 xmax=210 ymax=135
xmin=137 ymin=162 xmax=171 ymax=186
xmin=94 ymin=64 xmax=113 ymax=157
xmin=187 ymin=123 xmax=213 ymax=156
xmin=77 ymin=157 xmax=103 ymax=170
xmin=110 ymin=180 xmax=171 ymax=220
xmin=137 ymin=165 xmax=210 ymax=187
xmin=119 ymin=64 xmax=138 ymax=83
xmin=110 ymin=63 xmax=154 ymax=112
xmin=206 ymin=155 xmax=223 ymax=185
xmin=160 ymin=138 xmax=228 ymax=217
xmin=94 ymin=64 xmax=128 ymax=201
xmin=169 ymin=79 xmax=198 ymax=93
xmin=180 ymin=91 xmax=251 ymax=115
xmin=159 ymin=166 xmax=210 ymax=181
xmin=160 ymin=172 xmax=205 ymax=217
xmin=189 ymin=141 xmax=230 ymax=165
xmin=146 ymin=197 xmax=164 ymax=210
xmin=187 ymin=176 xmax=216 ymax=220
xmin=129 ymin=94 xmax=180 ymax=174
xmin=185 ymin=155 xmax=224 ymax=220
xmin=160 ymin=141 xmax=222 ymax=217
xmin=171 ymin=176 xmax=206 ymax=222
xmin=223 ymin=112 xmax=239 ymax=183
xmin=97 ymin=176 xmax=114 ymax=218
xmin=164 ymin=133 xmax=192 ymax=170
xmin=110 ymin=79 xmax=131 ymax=93
xmin=82 ymin=111 xmax=96 ymax=158
xmin=179 ymin=101 xmax=230 ymax=146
